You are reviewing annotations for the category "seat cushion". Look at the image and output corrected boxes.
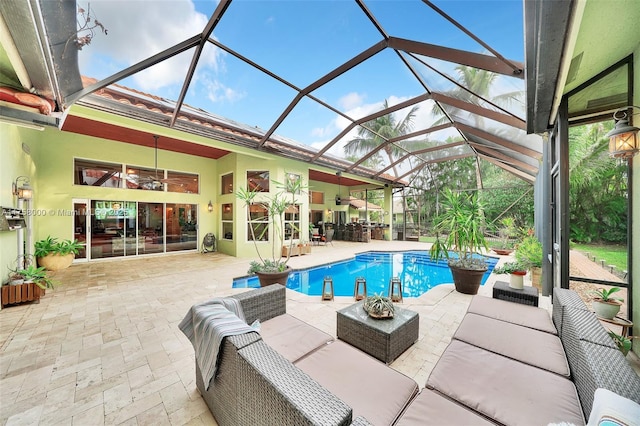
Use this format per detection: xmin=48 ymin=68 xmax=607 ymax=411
xmin=453 ymin=313 xmax=570 ymax=377
xmin=295 ymin=340 xmax=419 ymax=425
xmin=427 ymin=340 xmax=584 ymax=426
xmin=467 ymin=295 xmax=557 ymax=334
xmin=395 ymin=389 xmax=495 ymax=426
xmin=260 ymin=314 xmax=333 ymax=362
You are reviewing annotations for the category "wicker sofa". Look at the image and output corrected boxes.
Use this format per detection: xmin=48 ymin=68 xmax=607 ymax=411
xmin=193 ymin=284 xmax=418 ymax=425
xmin=395 ymin=287 xmax=640 ymax=425
xmin=189 ymin=284 xmax=640 ymax=425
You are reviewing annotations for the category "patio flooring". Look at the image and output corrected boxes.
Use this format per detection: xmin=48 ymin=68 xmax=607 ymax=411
xmin=0 ymin=240 xmax=636 ymax=425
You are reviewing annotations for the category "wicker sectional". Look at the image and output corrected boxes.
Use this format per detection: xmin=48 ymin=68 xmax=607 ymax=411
xmin=188 ymin=285 xmax=640 ymax=425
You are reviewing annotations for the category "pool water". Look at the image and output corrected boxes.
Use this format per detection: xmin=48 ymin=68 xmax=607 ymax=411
xmin=232 ymin=251 xmax=498 ymax=298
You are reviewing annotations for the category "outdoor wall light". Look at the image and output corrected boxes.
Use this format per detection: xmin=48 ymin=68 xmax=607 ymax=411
xmin=12 ymin=176 xmax=33 ymax=200
xmin=605 ymin=106 xmax=640 ymax=159
xmin=207 ymin=201 xmax=213 ymax=213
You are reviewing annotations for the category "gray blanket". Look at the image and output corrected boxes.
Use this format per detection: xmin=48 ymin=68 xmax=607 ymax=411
xmin=179 ymin=297 xmax=259 ymax=390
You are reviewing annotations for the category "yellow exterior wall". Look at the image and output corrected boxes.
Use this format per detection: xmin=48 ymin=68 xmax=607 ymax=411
xmin=0 ymin=124 xmax=37 ymax=286
xmin=27 ymin=127 xmax=218 ymax=253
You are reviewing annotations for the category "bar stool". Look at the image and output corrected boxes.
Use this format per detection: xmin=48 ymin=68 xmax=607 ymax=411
xmin=321 ymin=276 xmax=334 ymax=301
xmin=389 ymin=277 xmax=403 ymax=303
xmin=354 ymin=277 xmax=367 ymax=301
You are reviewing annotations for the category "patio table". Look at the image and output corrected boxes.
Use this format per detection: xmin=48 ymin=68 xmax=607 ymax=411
xmin=336 ymin=301 xmax=419 ymax=364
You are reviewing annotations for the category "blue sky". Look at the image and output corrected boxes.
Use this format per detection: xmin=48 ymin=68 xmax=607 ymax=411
xmin=78 ymin=0 xmax=525 ymax=157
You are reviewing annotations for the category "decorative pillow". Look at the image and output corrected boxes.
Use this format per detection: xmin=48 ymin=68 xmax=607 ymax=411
xmin=586 ymin=388 xmax=640 ymax=426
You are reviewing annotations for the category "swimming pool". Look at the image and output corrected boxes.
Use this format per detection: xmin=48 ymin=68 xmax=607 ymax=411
xmin=232 ymin=251 xmax=498 ymax=298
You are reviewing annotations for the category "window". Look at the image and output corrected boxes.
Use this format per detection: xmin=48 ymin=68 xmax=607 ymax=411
xmin=126 ymin=166 xmax=164 ymax=191
xmin=222 ymin=203 xmax=233 ymax=240
xmin=284 ymin=204 xmax=300 ymax=240
xmin=74 ymin=159 xmax=122 ymax=188
xmin=166 ymin=171 xmax=199 ymax=193
xmin=286 ymin=173 xmax=301 ymax=193
xmin=221 ymin=173 xmax=233 ymax=194
xmin=309 ymin=191 xmax=324 ymax=204
xmin=248 ymin=204 xmax=269 ymax=241
xmin=247 ymin=171 xmax=269 ymax=192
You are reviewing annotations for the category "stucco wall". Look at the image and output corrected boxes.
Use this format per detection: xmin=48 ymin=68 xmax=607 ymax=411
xmin=0 ymin=124 xmax=38 ymax=288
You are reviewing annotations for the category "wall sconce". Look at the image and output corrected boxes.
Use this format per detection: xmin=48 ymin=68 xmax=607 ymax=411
xmin=207 ymin=201 xmax=213 ymax=213
xmin=605 ymin=106 xmax=640 ymax=159
xmin=12 ymin=176 xmax=33 ymax=200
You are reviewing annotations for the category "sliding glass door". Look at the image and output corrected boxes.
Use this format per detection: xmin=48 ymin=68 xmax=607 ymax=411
xmin=88 ymin=200 xmax=197 ymax=259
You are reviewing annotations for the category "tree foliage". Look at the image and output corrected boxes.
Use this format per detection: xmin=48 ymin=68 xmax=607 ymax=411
xmin=569 ymin=123 xmax=627 ymax=243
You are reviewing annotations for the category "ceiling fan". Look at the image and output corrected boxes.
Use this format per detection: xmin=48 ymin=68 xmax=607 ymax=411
xmin=133 ymin=135 xmax=197 ymax=190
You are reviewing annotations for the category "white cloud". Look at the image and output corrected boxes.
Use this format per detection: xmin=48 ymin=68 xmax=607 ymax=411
xmin=338 ymin=92 xmax=365 ymax=110
xmin=78 ymin=0 xmax=222 ymax=92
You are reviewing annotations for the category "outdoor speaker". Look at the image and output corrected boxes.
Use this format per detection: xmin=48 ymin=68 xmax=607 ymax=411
xmin=335 ymin=196 xmax=341 ymax=205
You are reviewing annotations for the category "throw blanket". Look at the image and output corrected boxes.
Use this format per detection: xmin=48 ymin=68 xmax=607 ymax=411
xmin=178 ymin=297 xmax=259 ymax=390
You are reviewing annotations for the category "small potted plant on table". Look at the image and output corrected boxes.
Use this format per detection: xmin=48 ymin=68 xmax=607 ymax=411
xmin=363 ymin=294 xmax=395 ymax=319
xmin=492 ymin=260 xmax=528 ymax=289
xmin=590 ymin=287 xmax=623 ymax=320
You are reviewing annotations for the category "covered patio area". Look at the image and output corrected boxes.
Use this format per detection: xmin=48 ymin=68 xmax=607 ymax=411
xmin=2 ymin=239 xmax=638 ymax=424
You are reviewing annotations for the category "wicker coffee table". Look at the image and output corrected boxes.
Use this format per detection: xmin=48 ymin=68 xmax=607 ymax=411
xmin=336 ymin=301 xmax=419 ymax=364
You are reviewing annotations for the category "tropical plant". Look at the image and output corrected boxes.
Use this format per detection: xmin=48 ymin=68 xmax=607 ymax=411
xmin=590 ymin=287 xmax=623 ymax=303
xmin=35 ymin=236 xmax=83 ymax=257
xmin=493 ymin=217 xmax=518 ymax=250
xmin=344 ymin=99 xmax=418 ymax=177
xmin=363 ymin=293 xmax=395 ymax=318
xmin=12 ymin=265 xmax=56 ymax=289
xmin=515 ymin=231 xmax=543 ymax=269
xmin=569 ymin=123 xmax=627 ymax=244
xmin=236 ymin=175 xmax=307 ymax=274
xmin=607 ymin=331 xmax=633 ymax=356
xmin=492 ymin=260 xmax=527 ymax=275
xmin=429 ymin=189 xmax=488 ymax=270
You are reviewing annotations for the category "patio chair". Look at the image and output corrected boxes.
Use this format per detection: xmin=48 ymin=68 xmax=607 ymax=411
xmin=321 ymin=228 xmax=334 ymax=246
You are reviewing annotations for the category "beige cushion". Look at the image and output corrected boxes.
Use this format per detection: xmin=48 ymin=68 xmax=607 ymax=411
xmin=454 ymin=313 xmax=570 ymax=377
xmin=467 ymin=295 xmax=557 ymax=335
xmin=295 ymin=340 xmax=419 ymax=425
xmin=427 ymin=340 xmax=584 ymax=426
xmin=260 ymin=314 xmax=333 ymax=362
xmin=396 ymin=389 xmax=495 ymax=426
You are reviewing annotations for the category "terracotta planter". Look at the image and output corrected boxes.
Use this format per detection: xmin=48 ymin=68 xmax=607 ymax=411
xmin=255 ymin=267 xmax=291 ymax=287
xmin=492 ymin=248 xmax=514 ymax=256
xmin=592 ymin=299 xmax=621 ymax=320
xmin=449 ymin=265 xmax=488 ymax=295
xmin=38 ymin=253 xmax=74 ymax=271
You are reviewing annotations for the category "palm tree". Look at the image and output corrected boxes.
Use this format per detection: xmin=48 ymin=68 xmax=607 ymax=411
xmin=344 ymin=100 xmax=418 ymax=177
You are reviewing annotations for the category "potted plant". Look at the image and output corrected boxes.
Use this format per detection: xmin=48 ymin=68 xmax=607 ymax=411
xmin=35 ymin=236 xmax=83 ymax=271
xmin=363 ymin=293 xmax=395 ymax=319
xmin=492 ymin=260 xmax=528 ymax=289
xmin=514 ymin=231 xmax=543 ymax=289
xmin=429 ymin=189 xmax=489 ymax=295
xmin=491 ymin=217 xmax=517 ymax=255
xmin=591 ymin=287 xmax=624 ymax=320
xmin=237 ymin=176 xmax=306 ymax=287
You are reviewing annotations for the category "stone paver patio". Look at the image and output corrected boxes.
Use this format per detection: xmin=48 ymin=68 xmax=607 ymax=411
xmin=1 ymin=240 xmax=635 ymax=425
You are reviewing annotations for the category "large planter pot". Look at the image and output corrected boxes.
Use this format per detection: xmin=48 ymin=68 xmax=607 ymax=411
xmin=38 ymin=253 xmax=74 ymax=271
xmin=492 ymin=248 xmax=514 ymax=256
xmin=449 ymin=265 xmax=488 ymax=295
xmin=255 ymin=267 xmax=291 ymax=287
xmin=530 ymin=267 xmax=542 ymax=290
xmin=509 ymin=271 xmax=527 ymax=289
xmin=592 ymin=299 xmax=622 ymax=320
